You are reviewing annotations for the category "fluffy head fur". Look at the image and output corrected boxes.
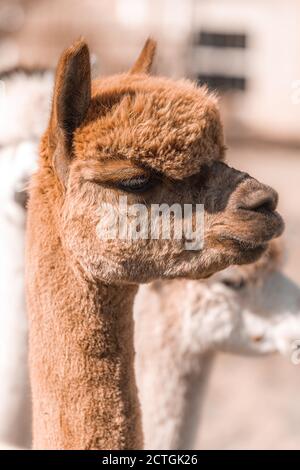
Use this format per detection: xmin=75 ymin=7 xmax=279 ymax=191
xmin=74 ymin=74 xmax=225 ymax=179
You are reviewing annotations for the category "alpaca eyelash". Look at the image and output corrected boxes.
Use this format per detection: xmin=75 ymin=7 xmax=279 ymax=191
xmin=121 ymin=175 xmax=149 ymax=186
xmin=116 ymin=175 xmax=153 ymax=193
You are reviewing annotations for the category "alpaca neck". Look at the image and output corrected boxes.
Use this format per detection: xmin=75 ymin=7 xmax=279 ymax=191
xmin=176 ymin=353 xmax=214 ymax=450
xmin=27 ymin=198 xmax=142 ymax=449
xmin=136 ymin=283 xmax=214 ymax=450
xmin=140 ymin=347 xmax=213 ymax=450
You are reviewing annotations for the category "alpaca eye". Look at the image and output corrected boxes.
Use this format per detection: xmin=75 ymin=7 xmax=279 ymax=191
xmin=221 ymin=278 xmax=246 ymax=290
xmin=117 ymin=175 xmax=152 ymax=193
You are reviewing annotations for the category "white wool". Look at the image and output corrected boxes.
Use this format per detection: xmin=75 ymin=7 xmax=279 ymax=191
xmin=0 ymin=71 xmax=53 ymax=146
xmin=0 ymin=141 xmax=37 ymax=222
xmin=135 ymin=268 xmax=300 ymax=449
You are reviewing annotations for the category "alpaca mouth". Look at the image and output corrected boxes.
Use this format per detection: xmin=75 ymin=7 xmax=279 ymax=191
xmin=248 ymin=208 xmax=284 ymax=240
xmin=220 ymin=235 xmax=269 ymax=263
xmin=223 ymin=209 xmax=284 ymax=248
xmin=245 ymin=207 xmax=284 ymax=227
xmin=224 ymin=235 xmax=268 ymax=251
xmin=220 ymin=210 xmax=284 ymax=257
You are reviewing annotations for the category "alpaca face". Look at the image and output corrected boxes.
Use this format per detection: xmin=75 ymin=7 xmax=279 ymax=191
xmin=175 ymin=240 xmax=300 ymax=358
xmin=44 ymin=40 xmax=283 ymax=283
xmin=0 ymin=69 xmax=54 ymax=219
xmin=211 ymin=253 xmax=300 ymax=357
xmin=61 ymin=158 xmax=283 ymax=283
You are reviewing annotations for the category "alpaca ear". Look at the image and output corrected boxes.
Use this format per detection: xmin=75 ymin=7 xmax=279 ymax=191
xmin=130 ymin=38 xmax=157 ymax=74
xmin=49 ymin=39 xmax=91 ymax=184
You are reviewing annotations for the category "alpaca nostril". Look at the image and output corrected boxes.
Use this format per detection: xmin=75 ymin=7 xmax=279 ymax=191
xmin=246 ymin=192 xmax=277 ymax=212
xmin=239 ymin=188 xmax=278 ymax=214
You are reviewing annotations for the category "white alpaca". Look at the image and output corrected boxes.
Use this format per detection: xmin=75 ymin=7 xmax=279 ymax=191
xmin=0 ymin=69 xmax=52 ymax=448
xmin=135 ymin=242 xmax=300 ymax=449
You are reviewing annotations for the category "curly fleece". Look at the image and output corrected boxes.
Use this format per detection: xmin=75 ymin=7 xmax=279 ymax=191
xmin=74 ymin=75 xmax=225 ymax=179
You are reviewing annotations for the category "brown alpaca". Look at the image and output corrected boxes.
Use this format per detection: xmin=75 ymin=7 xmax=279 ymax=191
xmin=25 ymin=38 xmax=283 ymax=450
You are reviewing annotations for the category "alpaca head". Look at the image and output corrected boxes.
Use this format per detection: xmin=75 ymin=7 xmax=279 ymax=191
xmin=0 ymin=69 xmax=52 ymax=221
xmin=177 ymin=239 xmax=300 ymax=358
xmin=39 ymin=38 xmax=284 ymax=284
xmin=212 ymin=240 xmax=300 ymax=357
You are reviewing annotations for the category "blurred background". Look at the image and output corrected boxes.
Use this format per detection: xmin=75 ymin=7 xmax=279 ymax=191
xmin=0 ymin=0 xmax=300 ymax=449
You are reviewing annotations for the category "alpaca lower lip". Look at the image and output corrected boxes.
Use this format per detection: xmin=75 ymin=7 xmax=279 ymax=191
xmin=261 ymin=210 xmax=285 ymax=239
xmin=224 ymin=236 xmax=268 ymax=251
xmin=249 ymin=209 xmax=284 ymax=237
xmin=225 ymin=210 xmax=285 ymax=247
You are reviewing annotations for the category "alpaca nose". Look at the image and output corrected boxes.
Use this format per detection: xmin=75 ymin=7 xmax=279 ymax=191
xmin=237 ymin=180 xmax=278 ymax=214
